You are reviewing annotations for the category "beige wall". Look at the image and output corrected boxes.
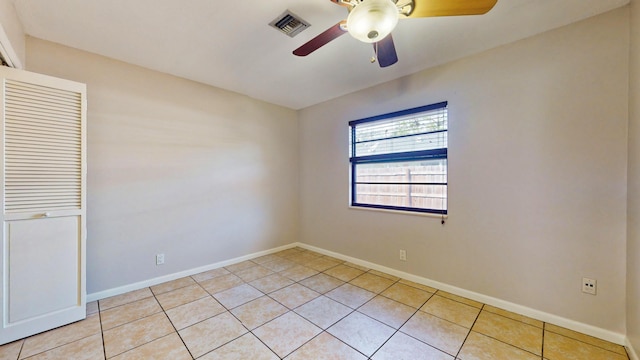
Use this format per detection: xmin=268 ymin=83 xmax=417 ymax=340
xmin=299 ymin=8 xmax=629 ymax=333
xmin=0 ymin=0 xmax=25 ymax=67
xmin=629 ymin=0 xmax=640 ymax=353
xmin=25 ymin=37 xmax=299 ymax=294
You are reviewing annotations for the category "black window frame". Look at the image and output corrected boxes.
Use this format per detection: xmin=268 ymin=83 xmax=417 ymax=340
xmin=349 ymin=101 xmax=448 ymax=215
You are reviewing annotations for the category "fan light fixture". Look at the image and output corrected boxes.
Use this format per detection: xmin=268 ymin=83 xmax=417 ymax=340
xmin=292 ymin=0 xmax=498 ymax=68
xmin=346 ymin=0 xmax=399 ymax=43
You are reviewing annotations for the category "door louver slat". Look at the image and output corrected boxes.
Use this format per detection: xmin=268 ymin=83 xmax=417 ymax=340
xmin=7 ymin=111 xmax=82 ymax=124
xmin=5 ymin=123 xmax=80 ymax=136
xmin=4 ymin=80 xmax=82 ymax=213
xmin=7 ymin=148 xmax=80 ymax=158
xmin=6 ymin=142 xmax=81 ymax=151
xmin=6 ymin=90 xmax=81 ymax=108
xmin=6 ymin=103 xmax=80 ymax=118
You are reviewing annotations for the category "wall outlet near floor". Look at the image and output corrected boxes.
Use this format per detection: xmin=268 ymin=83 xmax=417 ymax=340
xmin=582 ymin=277 xmax=596 ymax=295
xmin=156 ymin=253 xmax=165 ymax=265
xmin=399 ymin=249 xmax=407 ymax=261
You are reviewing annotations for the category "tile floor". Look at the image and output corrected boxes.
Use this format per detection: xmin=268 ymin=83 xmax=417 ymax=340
xmin=0 ymin=247 xmax=631 ymax=359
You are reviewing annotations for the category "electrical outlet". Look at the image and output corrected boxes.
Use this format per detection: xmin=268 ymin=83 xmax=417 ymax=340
xmin=156 ymin=253 xmax=165 ymax=265
xmin=582 ymin=277 xmax=596 ymax=295
xmin=399 ymin=249 xmax=407 ymax=261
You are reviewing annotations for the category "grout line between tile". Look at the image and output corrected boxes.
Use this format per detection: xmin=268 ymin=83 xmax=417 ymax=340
xmin=101 ymin=308 xmax=164 ymax=333
xmin=150 ymin=281 xmax=195 ymax=297
xmin=245 ymin=332 xmax=281 ymax=360
xmin=480 ymin=305 xmax=544 ymax=329
xmin=470 ymin=309 xmax=546 ymax=351
xmin=365 ymin=303 xmax=420 ymax=359
xmin=542 ymin=322 xmax=546 ymax=359
xmin=543 ymin=325 xmax=629 ymax=358
xmin=294 ymin=296 xmax=355 ymax=330
xmin=192 ymin=320 xmax=250 ymax=360
xmin=393 ymin=294 xmax=471 ymax=357
xmin=151 ymin=288 xmax=195 ymax=360
xmin=278 ymin=326 xmax=323 ymax=359
xmin=470 ymin=330 xmax=544 ymax=358
xmin=325 ymin=330 xmax=371 ymax=359
xmin=18 ymin=316 xmax=104 ymax=360
xmin=453 ymin=303 xmax=484 ymax=359
xmin=97 ymin=303 xmax=107 ymax=360
xmin=463 ymin=307 xmax=547 ymax=359
xmin=15 ymin=339 xmax=25 ymax=360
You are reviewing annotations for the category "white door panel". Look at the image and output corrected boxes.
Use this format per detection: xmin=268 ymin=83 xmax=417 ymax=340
xmin=7 ymin=217 xmax=80 ymax=323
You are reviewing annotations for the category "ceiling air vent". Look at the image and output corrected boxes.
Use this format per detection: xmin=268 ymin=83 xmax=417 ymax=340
xmin=269 ymin=11 xmax=310 ymax=38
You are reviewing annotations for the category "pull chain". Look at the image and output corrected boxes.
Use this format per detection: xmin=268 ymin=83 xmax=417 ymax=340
xmin=371 ymin=42 xmax=377 ymax=63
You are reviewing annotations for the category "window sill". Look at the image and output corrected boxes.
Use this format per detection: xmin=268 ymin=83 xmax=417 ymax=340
xmin=348 ymin=205 xmax=448 ymax=219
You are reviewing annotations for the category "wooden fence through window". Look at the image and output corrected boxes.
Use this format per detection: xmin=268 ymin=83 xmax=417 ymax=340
xmin=355 ymin=164 xmax=447 ymax=210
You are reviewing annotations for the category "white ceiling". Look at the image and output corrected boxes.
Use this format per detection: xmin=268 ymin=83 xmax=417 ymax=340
xmin=13 ymin=0 xmax=629 ymax=110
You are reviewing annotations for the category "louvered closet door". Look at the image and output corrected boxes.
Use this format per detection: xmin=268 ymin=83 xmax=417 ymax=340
xmin=0 ymin=67 xmax=86 ymax=345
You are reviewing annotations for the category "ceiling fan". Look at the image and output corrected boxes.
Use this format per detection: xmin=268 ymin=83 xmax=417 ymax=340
xmin=293 ymin=0 xmax=498 ymax=67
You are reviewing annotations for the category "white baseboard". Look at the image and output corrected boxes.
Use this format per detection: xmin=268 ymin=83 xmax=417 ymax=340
xmin=86 ymin=243 xmax=296 ymax=302
xmin=88 ymin=241 xmax=628 ymax=348
xmin=296 ymin=242 xmax=628 ymax=346
xmin=627 ymin=338 xmax=639 ymax=360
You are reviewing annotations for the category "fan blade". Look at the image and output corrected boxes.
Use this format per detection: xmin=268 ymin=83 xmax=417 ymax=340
xmin=329 ymin=0 xmax=350 ymax=7
xmin=375 ymin=34 xmax=398 ymax=68
xmin=406 ymin=0 xmax=497 ymax=18
xmin=293 ymin=21 xmax=347 ymax=56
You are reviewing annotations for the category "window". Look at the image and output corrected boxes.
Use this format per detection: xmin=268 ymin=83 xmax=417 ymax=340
xmin=349 ymin=102 xmax=448 ymax=215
